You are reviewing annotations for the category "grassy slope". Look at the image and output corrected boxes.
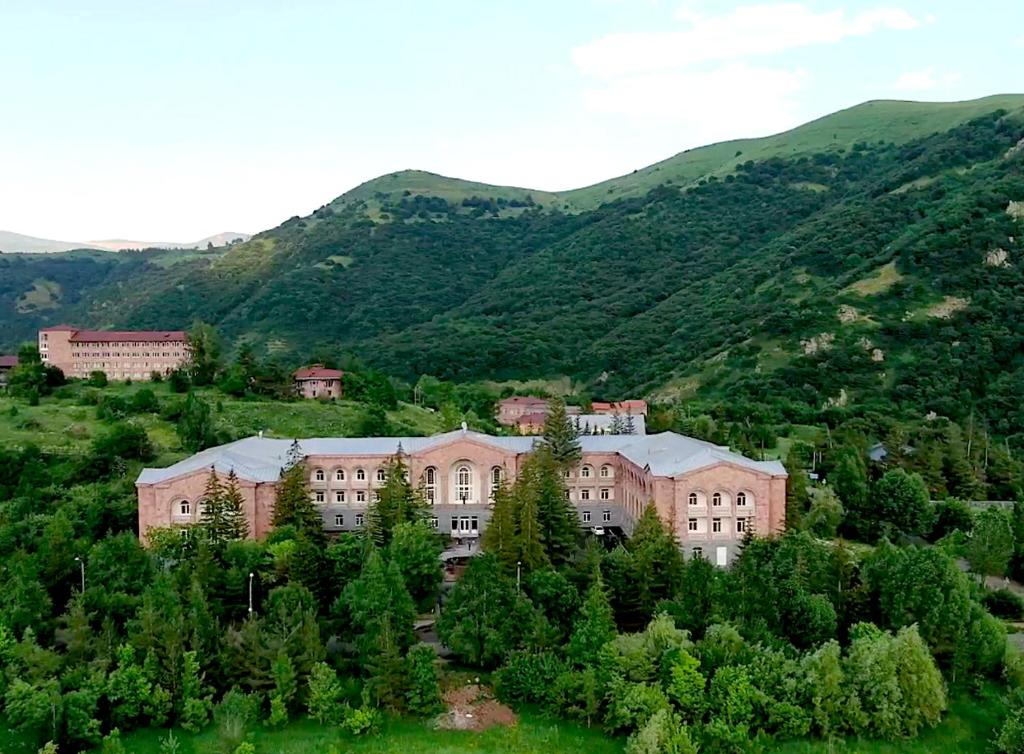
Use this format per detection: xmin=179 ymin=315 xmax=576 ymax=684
xmin=560 ymin=94 xmax=1024 ymax=209
xmin=0 ymin=382 xmax=445 ymax=463
xmin=323 ymin=95 xmax=1024 ymax=214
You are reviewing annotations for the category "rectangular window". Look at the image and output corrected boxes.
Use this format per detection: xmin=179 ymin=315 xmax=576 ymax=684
xmin=335 ymin=514 xmax=344 ymax=526
xmin=431 ymin=516 xmax=439 ymax=529
xmin=602 ymin=509 xmax=611 ymax=523
xmin=688 ymin=518 xmax=698 ymax=532
xmin=600 ymin=488 xmax=611 ymax=500
xmin=716 ymin=546 xmax=728 ymax=567
xmin=356 ymin=490 xmax=366 ymax=503
xmin=336 ymin=490 xmax=345 ymax=503
xmin=564 ymin=489 xmax=571 ymax=501
xmin=451 ymin=516 xmax=458 ymax=531
xmin=736 ymin=518 xmax=747 ymax=533
xmin=712 ymin=518 xmax=722 ymax=533
xmin=315 ymin=491 xmax=324 ymax=504
xmin=355 ymin=513 xmax=364 ymax=526
xmin=692 ymin=546 xmax=703 ymax=559
xmin=580 ymin=488 xmax=591 ymax=501
xmin=471 ymin=516 xmax=479 ymax=532
xmin=582 ymin=510 xmax=592 ymax=523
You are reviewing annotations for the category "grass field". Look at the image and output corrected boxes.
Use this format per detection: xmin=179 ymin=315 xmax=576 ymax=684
xmin=0 ymin=381 xmax=446 ymax=462
xmin=0 ymin=687 xmax=1003 ymax=754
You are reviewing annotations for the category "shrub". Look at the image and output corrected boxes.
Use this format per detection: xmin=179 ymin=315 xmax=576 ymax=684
xmin=985 ymin=589 xmax=1024 ymax=620
xmin=495 ymin=651 xmax=567 ymax=706
xmin=87 ymin=370 xmax=108 ymax=388
xmin=340 ymin=704 xmax=381 ymax=736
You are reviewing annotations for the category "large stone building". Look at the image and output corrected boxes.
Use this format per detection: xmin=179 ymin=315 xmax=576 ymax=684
xmin=136 ymin=426 xmax=786 ymax=564
xmin=39 ymin=325 xmax=188 ymax=381
xmin=293 ymin=365 xmax=344 ymax=399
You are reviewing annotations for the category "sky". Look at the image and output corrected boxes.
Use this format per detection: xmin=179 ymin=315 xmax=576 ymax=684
xmin=2 ymin=0 xmax=1022 ymax=242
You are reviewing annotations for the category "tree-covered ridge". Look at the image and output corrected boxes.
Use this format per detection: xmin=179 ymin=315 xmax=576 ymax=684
xmin=4 ymin=109 xmax=1024 ymax=448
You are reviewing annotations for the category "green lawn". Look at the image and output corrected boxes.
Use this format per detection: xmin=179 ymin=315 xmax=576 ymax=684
xmin=90 ymin=714 xmax=625 ymax=754
xmin=0 ymin=381 xmax=446 ymax=460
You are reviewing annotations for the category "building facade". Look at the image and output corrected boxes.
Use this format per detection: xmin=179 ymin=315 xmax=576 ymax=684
xmin=496 ymin=396 xmax=549 ymax=426
xmin=39 ymin=326 xmax=188 ymax=380
xmin=0 ymin=355 xmax=18 ymax=388
xmin=294 ymin=365 xmax=344 ymax=399
xmin=137 ymin=427 xmax=787 ymax=564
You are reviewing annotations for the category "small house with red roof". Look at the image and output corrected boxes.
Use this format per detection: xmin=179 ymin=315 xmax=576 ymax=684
xmin=294 ymin=364 xmax=344 ymax=400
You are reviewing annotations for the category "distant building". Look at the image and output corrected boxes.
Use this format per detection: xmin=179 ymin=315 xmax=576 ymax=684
xmin=513 ymin=412 xmax=648 ymax=436
xmin=294 ymin=365 xmax=344 ymax=399
xmin=136 ymin=426 xmax=787 ymax=565
xmin=0 ymin=355 xmax=18 ymax=388
xmin=496 ymin=396 xmax=549 ymax=426
xmin=591 ymin=400 xmax=648 ymax=417
xmin=38 ymin=326 xmax=188 ymax=381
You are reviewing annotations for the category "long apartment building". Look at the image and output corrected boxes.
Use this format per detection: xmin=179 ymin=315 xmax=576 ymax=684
xmin=136 ymin=426 xmax=787 ymax=565
xmin=39 ymin=325 xmax=189 ymax=381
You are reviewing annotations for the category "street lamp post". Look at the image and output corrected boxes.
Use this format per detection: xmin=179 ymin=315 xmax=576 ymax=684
xmin=516 ymin=560 xmax=522 ymax=593
xmin=248 ymin=572 xmax=255 ymax=617
xmin=74 ymin=556 xmax=85 ymax=593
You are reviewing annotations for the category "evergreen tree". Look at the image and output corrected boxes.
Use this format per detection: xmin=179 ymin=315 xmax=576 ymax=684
xmin=367 ymin=452 xmax=427 ymax=546
xmin=482 ymin=478 xmax=518 ymax=567
xmin=404 ymin=645 xmax=443 ymax=716
xmin=627 ymin=504 xmax=683 ymax=622
xmin=268 ymin=649 xmax=297 ymax=726
xmin=540 ymin=397 xmax=581 ymax=468
xmin=525 ymin=448 xmax=578 ymax=564
xmin=784 ymin=445 xmax=810 ymax=529
xmin=199 ymin=468 xmax=227 ymax=542
xmin=625 ymin=413 xmax=637 ymax=435
xmin=514 ymin=471 xmax=549 ymax=571
xmin=222 ymin=470 xmax=250 ymax=541
xmin=343 ymin=551 xmax=416 ymax=703
xmin=567 ymin=573 xmax=616 ymax=667
xmin=271 ymin=455 xmax=322 ymax=538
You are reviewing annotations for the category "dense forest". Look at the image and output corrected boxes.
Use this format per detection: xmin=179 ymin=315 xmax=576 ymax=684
xmin=3 ymin=110 xmax=1024 ymax=453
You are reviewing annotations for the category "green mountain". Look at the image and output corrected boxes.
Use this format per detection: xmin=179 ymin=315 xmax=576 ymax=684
xmin=3 ymin=95 xmax=1024 ymax=443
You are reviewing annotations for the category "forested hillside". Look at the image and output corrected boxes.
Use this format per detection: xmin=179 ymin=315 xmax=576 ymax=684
xmin=4 ymin=100 xmax=1024 ymax=447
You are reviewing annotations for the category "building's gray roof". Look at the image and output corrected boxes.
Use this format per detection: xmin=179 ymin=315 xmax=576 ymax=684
xmin=136 ymin=428 xmax=785 ymax=485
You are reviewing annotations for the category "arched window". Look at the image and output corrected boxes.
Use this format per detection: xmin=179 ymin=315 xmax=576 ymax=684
xmin=355 ymin=468 xmax=366 ymax=482
xmin=490 ymin=466 xmax=502 ymax=499
xmin=712 ymin=492 xmax=722 ymax=507
xmin=424 ymin=467 xmax=438 ymax=504
xmin=376 ymin=468 xmax=387 ymax=483
xmin=456 ymin=465 xmax=472 ymax=503
xmin=581 ymin=465 xmax=593 ymax=479
xmin=335 ymin=469 xmax=346 ymax=482
xmin=736 ymin=492 xmax=747 ymax=507
xmin=176 ymin=500 xmax=191 ymax=518
xmin=688 ymin=492 xmax=698 ymax=506
xmin=313 ymin=468 xmax=325 ymax=482
xmin=600 ymin=464 xmax=613 ymax=478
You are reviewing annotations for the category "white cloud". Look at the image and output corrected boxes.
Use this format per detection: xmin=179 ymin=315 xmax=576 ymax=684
xmin=892 ymin=67 xmax=963 ymax=92
xmin=573 ymin=3 xmax=920 ymax=78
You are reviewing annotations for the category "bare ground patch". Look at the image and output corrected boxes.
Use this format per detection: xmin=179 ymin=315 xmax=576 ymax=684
xmin=434 ymin=683 xmax=518 ymax=732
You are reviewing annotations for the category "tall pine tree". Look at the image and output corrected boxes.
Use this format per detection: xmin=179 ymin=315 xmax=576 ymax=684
xmin=199 ymin=468 xmax=228 ymax=542
xmin=367 ymin=451 xmax=428 ymax=546
xmin=271 ymin=447 xmax=322 ymax=538
xmin=221 ymin=470 xmax=250 ymax=541
xmin=540 ymin=397 xmax=581 ymax=469
xmin=482 ymin=478 xmax=518 ymax=568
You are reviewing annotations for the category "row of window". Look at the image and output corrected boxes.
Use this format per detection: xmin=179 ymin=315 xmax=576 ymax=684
xmin=71 ymin=351 xmax=183 ymax=358
xmin=688 ymin=491 xmax=752 ymax=507
xmin=330 ymin=513 xmax=480 ymax=534
xmin=580 ymin=510 xmax=613 ymax=523
xmin=316 ymin=489 xmax=375 ymax=504
xmin=563 ymin=464 xmax=615 ymax=480
xmin=565 ymin=488 xmax=614 ymax=501
xmin=687 ymin=517 xmax=751 ymax=534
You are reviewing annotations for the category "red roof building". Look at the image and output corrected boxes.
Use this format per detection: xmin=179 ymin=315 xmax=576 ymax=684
xmin=294 ymin=365 xmax=344 ymax=400
xmin=591 ymin=400 xmax=649 ymax=417
xmin=38 ymin=326 xmax=189 ymax=381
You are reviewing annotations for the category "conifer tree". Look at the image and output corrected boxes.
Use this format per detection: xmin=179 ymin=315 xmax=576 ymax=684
xmin=367 ymin=452 xmax=427 ymax=546
xmin=221 ymin=470 xmax=250 ymax=541
xmin=199 ymin=468 xmax=227 ymax=541
xmin=567 ymin=573 xmax=616 ymax=667
xmin=271 ymin=452 xmax=322 ymax=538
xmin=628 ymin=504 xmax=684 ymax=622
xmin=625 ymin=413 xmax=637 ymax=435
xmin=527 ymin=448 xmax=579 ymax=564
xmin=540 ymin=397 xmax=581 ymax=469
xmin=483 ymin=479 xmax=518 ymax=567
xmin=514 ymin=476 xmax=549 ymax=571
